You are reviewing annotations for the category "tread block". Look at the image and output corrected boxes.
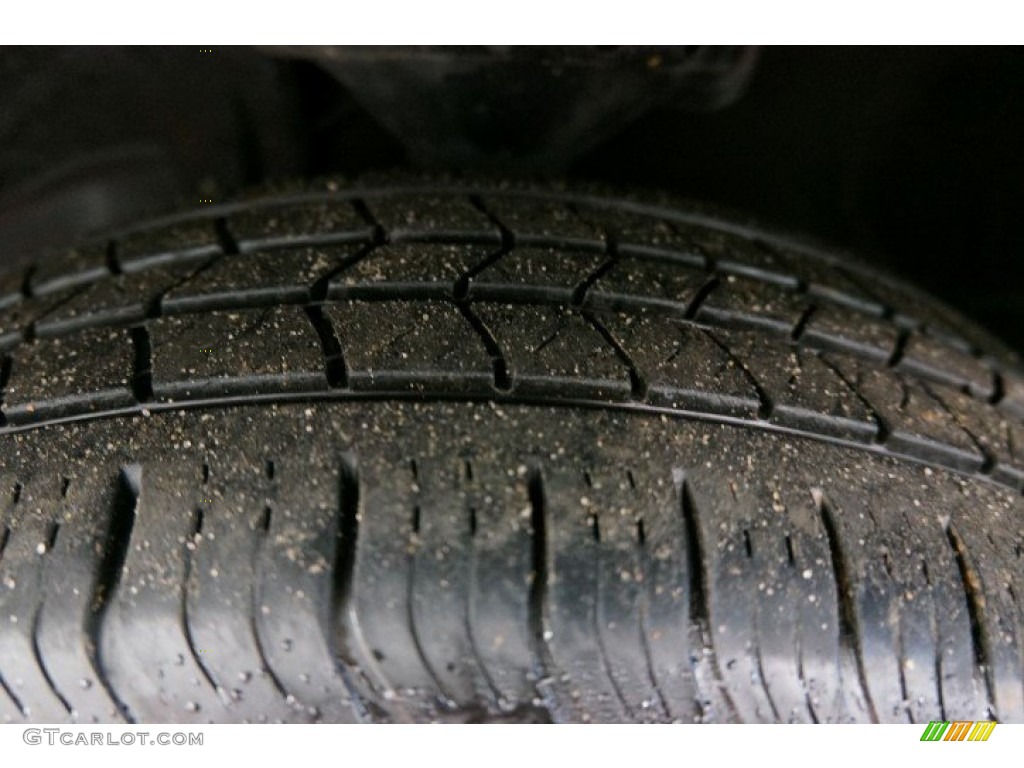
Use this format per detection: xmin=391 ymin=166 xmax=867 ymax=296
xmin=161 ymin=245 xmax=358 ymax=311
xmin=329 ymin=242 xmax=492 ymax=300
xmin=460 ymin=462 xmax=539 ymax=713
xmin=178 ymin=457 xmax=313 ymax=722
xmin=229 ymin=200 xmax=373 ymax=251
xmin=683 ymin=470 xmax=794 ymax=723
xmin=471 ymin=247 xmax=607 ymax=302
xmin=570 ymin=204 xmax=701 ymax=252
xmin=585 ymin=254 xmax=708 ymax=314
xmin=824 ymin=353 xmax=986 ymax=472
xmin=921 ymin=383 xmax=1024 ymax=490
xmin=713 ymin=329 xmax=879 ymax=441
xmin=474 ymin=303 xmax=631 ymax=400
xmin=597 ymin=310 xmax=759 ymax=417
xmin=622 ymin=466 xmax=705 ymax=723
xmin=34 ymin=260 xmax=218 ymax=337
xmin=326 ymin=300 xmax=493 ymax=392
xmin=0 ymin=270 xmax=26 ymax=313
xmin=944 ymin=483 xmax=1024 ymax=722
xmin=0 ymin=481 xmax=74 ymax=722
xmin=118 ymin=221 xmax=221 ymax=271
xmin=364 ymin=194 xmax=500 ymax=243
xmin=31 ymin=472 xmax=127 ymax=723
xmin=253 ymin=454 xmax=363 ymax=723
xmin=345 ymin=454 xmax=442 ymax=718
xmin=900 ymin=332 xmax=996 ymax=400
xmin=820 ymin=468 xmax=984 ymax=721
xmin=2 ymin=327 xmax=134 ymax=423
xmin=801 ymin=303 xmax=898 ymax=363
xmin=99 ymin=462 xmax=232 ymax=722
xmin=699 ymin=273 xmax=809 ymax=334
xmin=0 ymin=284 xmax=92 ymax=351
xmin=29 ymin=244 xmax=109 ymax=297
xmin=537 ymin=465 xmax=632 ymax=723
xmin=406 ymin=458 xmax=497 ymax=709
xmin=150 ymin=306 xmax=325 ymax=399
xmin=479 ymin=196 xmax=603 ymax=243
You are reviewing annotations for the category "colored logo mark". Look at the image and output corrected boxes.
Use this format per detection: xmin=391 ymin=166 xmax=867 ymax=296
xmin=920 ymin=720 xmax=996 ymax=742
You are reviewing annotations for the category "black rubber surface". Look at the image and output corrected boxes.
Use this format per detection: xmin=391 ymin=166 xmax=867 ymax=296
xmin=0 ymin=183 xmax=1022 ymax=723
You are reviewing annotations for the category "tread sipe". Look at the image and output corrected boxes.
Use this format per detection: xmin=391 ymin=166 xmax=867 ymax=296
xmin=0 ymin=181 xmax=1022 ymax=723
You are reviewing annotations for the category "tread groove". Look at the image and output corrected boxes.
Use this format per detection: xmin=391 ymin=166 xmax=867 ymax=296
xmin=87 ymin=466 xmax=140 ymax=723
xmin=678 ymin=474 xmax=737 ymax=721
xmin=327 ymin=454 xmax=372 ymax=719
xmin=635 ymin=540 xmax=671 ymax=719
xmin=182 ymin=508 xmax=221 ymax=698
xmin=814 ymin=488 xmax=879 ymax=723
xmin=464 ymin=504 xmax=502 ymax=706
xmin=31 ymin=602 xmax=71 ymax=714
xmin=684 ymin=276 xmax=720 ymax=320
xmin=311 ymin=240 xmax=383 ymax=302
xmin=456 ymin=303 xmax=511 ymax=392
xmin=921 ymin=382 xmax=996 ymax=474
xmin=0 ymin=355 xmax=11 ymax=427
xmin=248 ymin=505 xmax=294 ymax=706
xmin=105 ymin=240 xmax=122 ymax=276
xmin=129 ymin=325 xmax=153 ymax=402
xmin=404 ymin=495 xmax=452 ymax=706
xmin=213 ymin=217 xmax=241 ymax=256
xmin=304 ymin=305 xmax=348 ymax=388
xmin=583 ymin=311 xmax=647 ymax=399
xmin=888 ymin=328 xmax=910 ymax=368
xmin=590 ymin=516 xmax=634 ymax=719
xmin=752 ymin=612 xmax=782 ymax=722
xmin=945 ymin=522 xmax=997 ymax=720
xmin=791 ymin=303 xmax=817 ymax=342
xmin=817 ymin=353 xmax=888 ymax=442
xmin=0 ymin=672 xmax=25 ymax=718
xmin=700 ymin=328 xmax=774 ymax=419
xmin=526 ymin=468 xmax=558 ymax=720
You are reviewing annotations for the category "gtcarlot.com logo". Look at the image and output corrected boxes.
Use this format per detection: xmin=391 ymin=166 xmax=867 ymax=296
xmin=920 ymin=721 xmax=997 ymax=742
xmin=23 ymin=729 xmax=203 ymax=746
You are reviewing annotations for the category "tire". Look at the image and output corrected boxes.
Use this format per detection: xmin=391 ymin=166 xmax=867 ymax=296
xmin=0 ymin=181 xmax=1022 ymax=724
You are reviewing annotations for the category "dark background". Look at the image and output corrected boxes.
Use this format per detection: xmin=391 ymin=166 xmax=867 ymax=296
xmin=1 ymin=46 xmax=1021 ymax=351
